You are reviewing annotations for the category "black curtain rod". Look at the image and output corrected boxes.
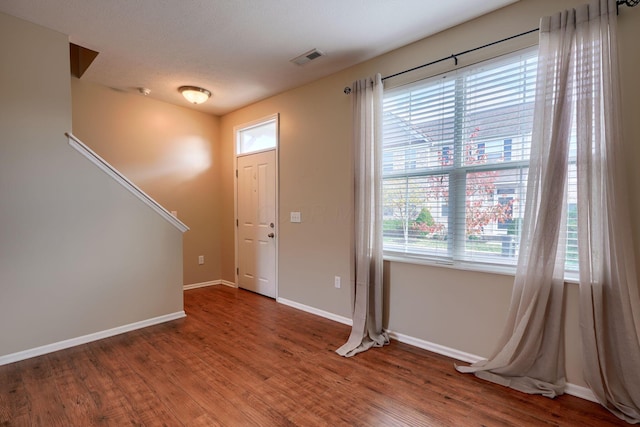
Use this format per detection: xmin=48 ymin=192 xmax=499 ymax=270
xmin=343 ymin=0 xmax=637 ymax=94
xmin=381 ymin=27 xmax=538 ymax=82
xmin=619 ymin=0 xmax=640 ymax=9
xmin=342 ymin=27 xmax=537 ymax=93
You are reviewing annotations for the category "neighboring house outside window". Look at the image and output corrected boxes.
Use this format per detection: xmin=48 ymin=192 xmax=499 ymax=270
xmin=382 ymin=47 xmax=579 ymax=273
xmin=382 ymin=49 xmax=537 ymax=268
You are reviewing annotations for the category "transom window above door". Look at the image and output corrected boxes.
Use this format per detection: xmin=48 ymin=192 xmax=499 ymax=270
xmin=236 ymin=115 xmax=278 ymax=155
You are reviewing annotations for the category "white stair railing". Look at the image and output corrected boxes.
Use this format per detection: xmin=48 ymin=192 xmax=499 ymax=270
xmin=66 ymin=132 xmax=189 ymax=233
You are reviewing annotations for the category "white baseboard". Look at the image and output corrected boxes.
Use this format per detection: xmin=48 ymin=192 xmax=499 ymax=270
xmin=276 ymin=297 xmax=353 ymax=326
xmin=184 ymin=280 xmax=219 ymax=290
xmin=275 ymin=300 xmax=597 ymax=404
xmin=0 ymin=311 xmax=186 ymax=366
xmin=565 ymin=383 xmax=598 ymax=403
xmin=385 ymin=330 xmax=597 ymax=402
xmin=183 ymin=280 xmax=238 ymax=291
xmin=220 ymin=280 xmax=237 ymax=288
xmin=386 ymin=330 xmax=484 ymax=364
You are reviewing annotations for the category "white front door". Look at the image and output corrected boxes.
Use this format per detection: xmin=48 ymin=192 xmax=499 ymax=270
xmin=236 ymin=150 xmax=276 ymax=298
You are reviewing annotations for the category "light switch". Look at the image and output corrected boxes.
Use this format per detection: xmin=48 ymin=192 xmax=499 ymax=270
xmin=290 ymin=211 xmax=301 ymax=223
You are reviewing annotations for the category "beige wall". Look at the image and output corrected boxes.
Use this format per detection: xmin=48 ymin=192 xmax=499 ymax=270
xmin=0 ymin=13 xmax=184 ymax=358
xmin=220 ymin=79 xmax=354 ymax=315
xmin=220 ymin=0 xmax=640 ymax=389
xmin=71 ymin=79 xmax=221 ymax=286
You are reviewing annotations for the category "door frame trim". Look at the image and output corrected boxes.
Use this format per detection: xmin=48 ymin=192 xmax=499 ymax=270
xmin=233 ymin=113 xmax=280 ymax=298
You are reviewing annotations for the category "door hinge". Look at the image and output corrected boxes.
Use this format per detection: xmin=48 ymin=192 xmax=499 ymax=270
xmin=235 ymin=169 xmax=238 ymax=178
xmin=236 ymin=267 xmax=239 ymax=275
xmin=236 ymin=219 xmax=238 ymax=227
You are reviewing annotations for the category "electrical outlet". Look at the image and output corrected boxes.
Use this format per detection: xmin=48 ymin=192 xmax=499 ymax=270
xmin=334 ymin=276 xmax=341 ymax=289
xmin=198 ymin=255 xmax=204 ymax=265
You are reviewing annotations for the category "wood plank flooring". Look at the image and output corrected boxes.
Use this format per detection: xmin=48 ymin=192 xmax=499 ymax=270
xmin=0 ymin=286 xmax=628 ymax=426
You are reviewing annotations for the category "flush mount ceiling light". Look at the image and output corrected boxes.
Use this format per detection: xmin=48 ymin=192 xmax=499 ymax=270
xmin=179 ymin=86 xmax=212 ymax=104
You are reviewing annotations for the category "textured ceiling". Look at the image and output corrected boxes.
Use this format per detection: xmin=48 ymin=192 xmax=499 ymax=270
xmin=0 ymin=0 xmax=518 ymax=115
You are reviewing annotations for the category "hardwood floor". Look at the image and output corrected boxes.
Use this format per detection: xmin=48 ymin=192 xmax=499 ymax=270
xmin=0 ymin=286 xmax=628 ymax=426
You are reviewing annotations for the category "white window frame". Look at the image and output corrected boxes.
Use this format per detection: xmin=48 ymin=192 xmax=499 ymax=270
xmin=235 ymin=114 xmax=278 ymax=156
xmin=382 ymin=48 xmax=539 ymax=275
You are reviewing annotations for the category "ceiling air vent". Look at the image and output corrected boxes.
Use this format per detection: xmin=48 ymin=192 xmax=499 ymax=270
xmin=290 ymin=48 xmax=325 ymax=66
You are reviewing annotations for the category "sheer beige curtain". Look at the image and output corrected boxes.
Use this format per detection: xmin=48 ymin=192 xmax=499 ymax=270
xmin=455 ymin=5 xmax=572 ymax=397
xmin=459 ymin=2 xmax=640 ymax=420
xmin=575 ymin=1 xmax=640 ymax=423
xmin=336 ymin=74 xmax=389 ymax=357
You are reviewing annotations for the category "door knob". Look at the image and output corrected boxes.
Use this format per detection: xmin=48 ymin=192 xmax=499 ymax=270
xmin=270 ymin=222 xmax=275 ymax=228
xmin=268 ymin=233 xmax=275 ymax=238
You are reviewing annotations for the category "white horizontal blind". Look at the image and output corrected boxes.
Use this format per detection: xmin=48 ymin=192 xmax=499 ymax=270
xmin=382 ymin=49 xmax=539 ymax=267
xmin=566 ymin=135 xmax=578 ymax=272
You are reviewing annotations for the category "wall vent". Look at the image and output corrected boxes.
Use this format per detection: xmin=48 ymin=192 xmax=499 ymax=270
xmin=290 ymin=48 xmax=325 ymax=66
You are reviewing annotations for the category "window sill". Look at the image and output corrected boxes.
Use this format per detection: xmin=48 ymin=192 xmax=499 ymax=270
xmin=383 ymin=252 xmax=517 ymax=277
xmin=384 ymin=251 xmax=581 ymax=285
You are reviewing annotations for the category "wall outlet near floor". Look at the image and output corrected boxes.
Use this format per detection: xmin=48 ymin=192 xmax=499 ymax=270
xmin=334 ymin=276 xmax=341 ymax=289
xmin=198 ymin=255 xmax=204 ymax=265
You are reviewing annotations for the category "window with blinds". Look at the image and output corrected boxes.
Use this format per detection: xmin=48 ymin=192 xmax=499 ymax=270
xmin=382 ymin=48 xmax=542 ymax=268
